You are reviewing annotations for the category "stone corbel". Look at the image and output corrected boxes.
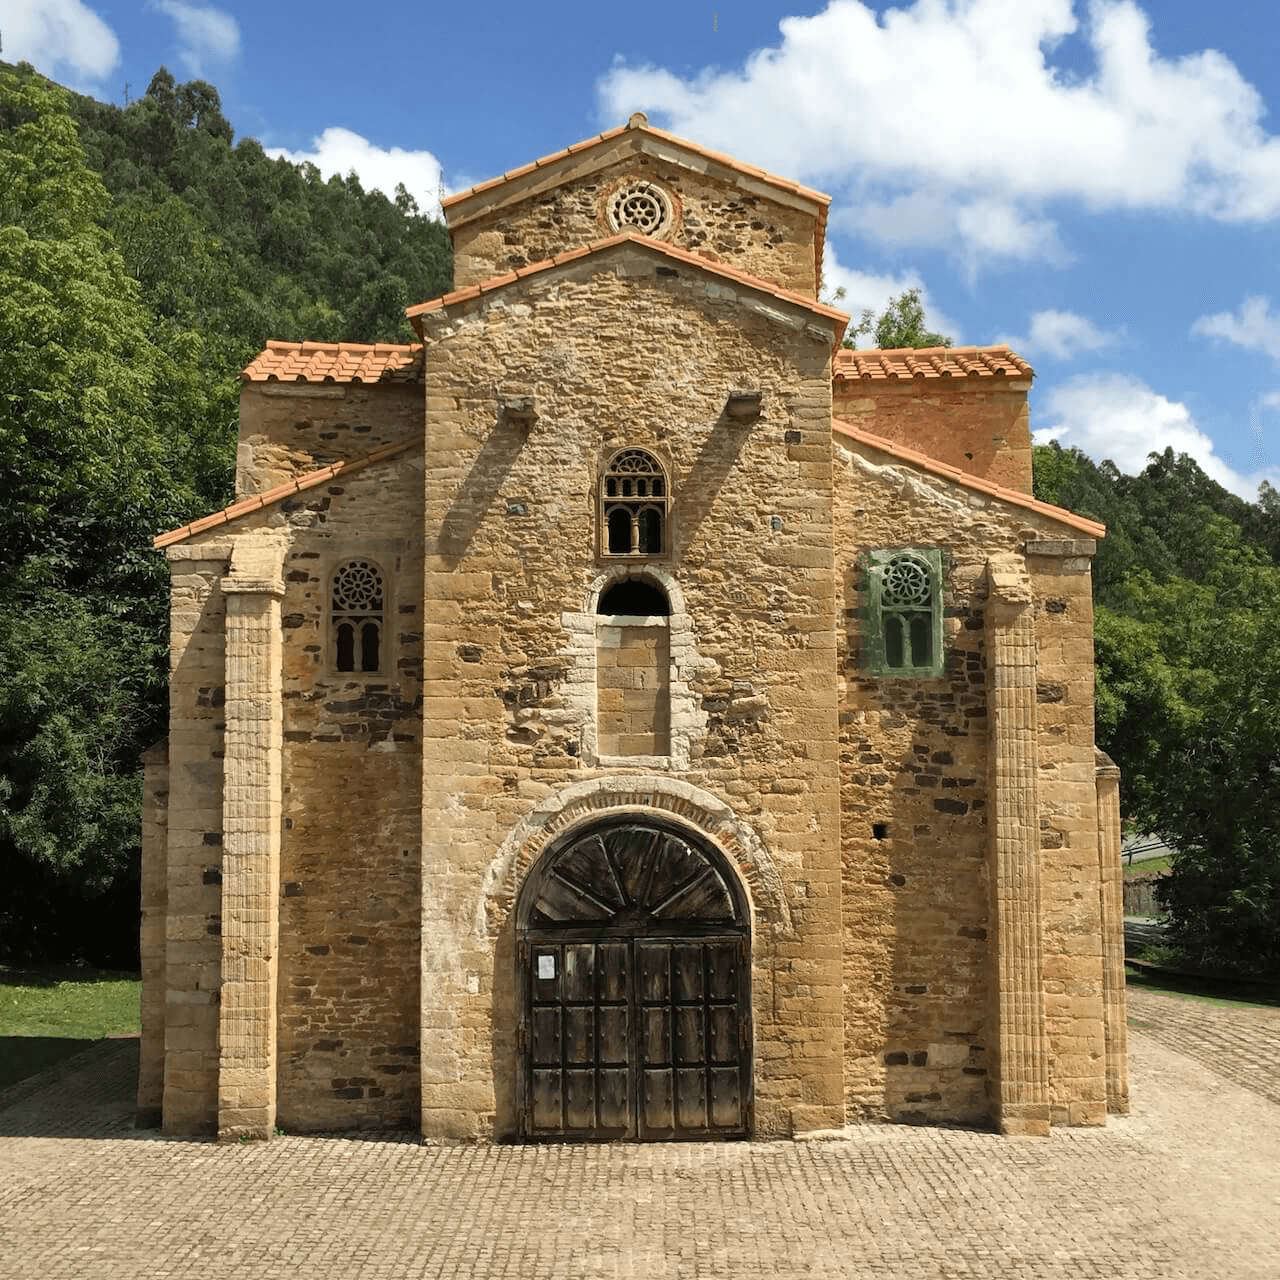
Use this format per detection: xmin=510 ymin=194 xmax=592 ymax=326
xmin=221 ymin=533 xmax=287 ymax=598
xmin=499 ymin=393 xmax=538 ymax=431
xmin=724 ymin=389 xmax=763 ymax=425
xmin=987 ymin=553 xmax=1032 ymax=612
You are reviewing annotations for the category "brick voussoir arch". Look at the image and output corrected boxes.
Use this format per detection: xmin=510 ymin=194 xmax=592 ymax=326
xmin=477 ymin=775 xmax=794 ymax=940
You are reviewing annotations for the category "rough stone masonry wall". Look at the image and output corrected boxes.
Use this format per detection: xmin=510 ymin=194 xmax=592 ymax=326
xmin=418 ymin=246 xmax=843 ymax=1140
xmin=272 ymin=453 xmax=424 ymax=1132
xmin=832 ymin=379 xmax=1033 ymax=494
xmin=164 ymin=449 xmax=424 ymax=1135
xmin=236 ymin=382 xmax=421 ymax=497
xmin=832 ymin=438 xmax=1103 ymax=1127
xmin=450 ymin=149 xmax=819 ymax=296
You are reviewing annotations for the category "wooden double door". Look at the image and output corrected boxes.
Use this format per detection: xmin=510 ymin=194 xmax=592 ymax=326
xmin=517 ymin=820 xmax=751 ymax=1141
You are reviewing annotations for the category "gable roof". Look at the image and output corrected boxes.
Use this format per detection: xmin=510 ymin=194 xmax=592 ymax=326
xmin=833 ymin=345 xmax=1033 ymax=383
xmin=406 ymin=230 xmax=849 ymax=342
xmin=832 ymin=417 xmax=1105 ymax=539
xmin=441 ymin=115 xmax=831 ymax=291
xmin=242 ymin=341 xmax=423 ymax=385
xmin=154 ymin=439 xmax=420 ymax=549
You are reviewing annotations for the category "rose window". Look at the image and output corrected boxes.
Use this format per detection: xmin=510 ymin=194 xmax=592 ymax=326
xmin=606 ymin=181 xmax=674 ymax=237
xmin=881 ymin=556 xmax=931 ymax=607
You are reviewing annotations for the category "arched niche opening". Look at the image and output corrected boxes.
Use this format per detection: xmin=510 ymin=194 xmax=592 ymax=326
xmin=597 ymin=577 xmax=670 ymax=617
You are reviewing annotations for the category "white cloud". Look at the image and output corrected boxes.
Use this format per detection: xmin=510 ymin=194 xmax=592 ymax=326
xmin=1034 ymin=372 xmax=1275 ymax=498
xmin=598 ymin=0 xmax=1280 ymax=264
xmin=1000 ymin=309 xmax=1117 ymax=360
xmin=0 ymin=0 xmax=120 ymax=85
xmin=267 ymin=128 xmax=445 ymax=220
xmin=840 ymin=191 xmax=1069 ymax=270
xmin=150 ymin=0 xmax=239 ymax=75
xmin=1192 ymin=296 xmax=1280 ymax=361
xmin=821 ymin=243 xmax=962 ymax=346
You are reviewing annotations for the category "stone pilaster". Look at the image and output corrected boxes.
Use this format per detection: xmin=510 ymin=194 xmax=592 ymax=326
xmin=161 ymin=543 xmax=233 ymax=1137
xmin=217 ymin=535 xmax=286 ymax=1141
xmin=1095 ymin=750 xmax=1129 ymax=1114
xmin=985 ymin=556 xmax=1050 ymax=1136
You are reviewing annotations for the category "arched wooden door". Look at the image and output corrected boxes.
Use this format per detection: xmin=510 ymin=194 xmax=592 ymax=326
xmin=517 ymin=819 xmax=751 ymax=1141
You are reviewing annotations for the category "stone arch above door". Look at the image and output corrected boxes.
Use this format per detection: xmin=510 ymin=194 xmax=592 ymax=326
xmin=477 ymin=775 xmax=794 ymax=941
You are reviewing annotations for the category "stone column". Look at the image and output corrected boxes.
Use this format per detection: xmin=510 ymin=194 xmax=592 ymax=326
xmin=985 ymin=556 xmax=1050 ymax=1136
xmin=1095 ymin=750 xmax=1129 ymax=1114
xmin=217 ymin=535 xmax=286 ymax=1141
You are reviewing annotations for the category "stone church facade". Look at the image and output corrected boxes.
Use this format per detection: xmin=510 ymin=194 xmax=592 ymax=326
xmin=139 ymin=115 xmax=1128 ymax=1143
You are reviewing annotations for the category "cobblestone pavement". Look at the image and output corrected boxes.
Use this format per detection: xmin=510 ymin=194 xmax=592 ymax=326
xmin=2 ymin=991 xmax=1278 ymax=1280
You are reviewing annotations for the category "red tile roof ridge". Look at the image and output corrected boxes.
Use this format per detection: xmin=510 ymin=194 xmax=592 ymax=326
xmin=406 ymin=230 xmax=848 ymax=334
xmin=442 ymin=122 xmax=830 ymax=213
xmin=154 ymin=438 xmax=420 ymax=549
xmin=243 ymin=340 xmax=423 ymax=384
xmin=833 ymin=344 xmax=1033 ymax=381
xmin=831 ymin=417 xmax=1105 ymax=539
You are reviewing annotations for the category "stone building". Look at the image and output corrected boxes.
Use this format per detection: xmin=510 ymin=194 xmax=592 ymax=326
xmin=140 ymin=115 xmax=1128 ymax=1143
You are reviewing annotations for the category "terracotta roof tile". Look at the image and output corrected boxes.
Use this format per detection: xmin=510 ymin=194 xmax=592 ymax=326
xmin=831 ymin=417 xmax=1104 ymax=539
xmin=441 ymin=120 xmax=831 ymax=292
xmin=406 ymin=231 xmax=848 ymax=337
xmin=833 ymin=345 xmax=1033 ymax=382
xmin=154 ymin=439 xmax=419 ymax=549
xmin=242 ymin=341 xmax=423 ymax=385
xmin=442 ymin=122 xmax=829 ymax=214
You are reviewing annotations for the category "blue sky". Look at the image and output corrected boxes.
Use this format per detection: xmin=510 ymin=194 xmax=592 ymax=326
xmin=9 ymin=0 xmax=1280 ymax=500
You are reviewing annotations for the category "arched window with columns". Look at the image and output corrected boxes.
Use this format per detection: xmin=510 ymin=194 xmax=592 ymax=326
xmin=601 ymin=449 xmax=668 ymax=557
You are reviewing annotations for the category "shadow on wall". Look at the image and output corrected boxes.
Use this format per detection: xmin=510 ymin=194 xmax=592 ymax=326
xmin=435 ymin=410 xmax=526 ymax=569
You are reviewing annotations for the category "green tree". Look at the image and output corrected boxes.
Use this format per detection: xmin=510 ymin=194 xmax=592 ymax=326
xmin=0 ymin=67 xmax=196 ymax=964
xmin=845 ymin=287 xmax=952 ymax=350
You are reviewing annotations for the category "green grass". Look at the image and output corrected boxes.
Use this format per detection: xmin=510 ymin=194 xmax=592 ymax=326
xmin=1125 ymin=962 xmax=1280 ymax=1010
xmin=0 ymin=966 xmax=141 ymax=1091
xmin=1123 ymin=855 xmax=1171 ymax=877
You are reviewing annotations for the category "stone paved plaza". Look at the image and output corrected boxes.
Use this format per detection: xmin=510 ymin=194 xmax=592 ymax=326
xmin=2 ymin=985 xmax=1278 ymax=1280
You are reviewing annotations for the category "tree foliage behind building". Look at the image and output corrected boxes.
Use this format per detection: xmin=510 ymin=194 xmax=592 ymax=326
xmin=1036 ymin=443 xmax=1280 ymax=975
xmin=0 ymin=62 xmax=450 ymax=966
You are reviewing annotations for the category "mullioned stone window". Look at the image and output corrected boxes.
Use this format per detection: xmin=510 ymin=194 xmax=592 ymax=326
xmin=601 ymin=449 xmax=668 ymax=557
xmin=865 ymin=549 xmax=944 ymax=678
xmin=331 ymin=559 xmax=384 ymax=673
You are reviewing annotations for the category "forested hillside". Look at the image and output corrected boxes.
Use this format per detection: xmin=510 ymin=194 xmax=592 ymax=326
xmin=1035 ymin=445 xmax=1280 ymax=973
xmin=1 ymin=62 xmax=1275 ymax=976
xmin=0 ymin=62 xmax=449 ymax=965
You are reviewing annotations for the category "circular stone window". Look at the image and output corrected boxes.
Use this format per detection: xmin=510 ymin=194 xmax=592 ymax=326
xmin=606 ymin=180 xmax=674 ymax=237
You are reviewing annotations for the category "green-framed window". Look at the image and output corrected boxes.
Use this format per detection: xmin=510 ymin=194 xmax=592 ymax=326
xmin=865 ymin=548 xmax=944 ymax=677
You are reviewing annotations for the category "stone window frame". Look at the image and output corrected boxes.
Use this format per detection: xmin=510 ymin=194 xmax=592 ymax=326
xmin=328 ymin=556 xmax=391 ymax=677
xmin=864 ymin=548 xmax=945 ymax=678
xmin=598 ymin=447 xmax=672 ymax=562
